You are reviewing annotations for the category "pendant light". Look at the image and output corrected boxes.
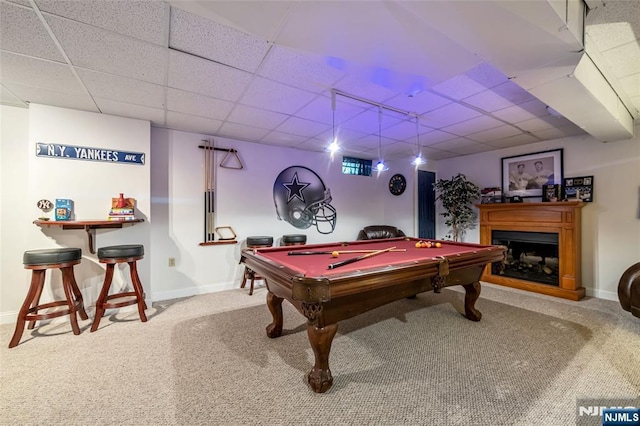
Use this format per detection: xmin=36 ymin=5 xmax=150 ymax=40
xmin=411 ymin=115 xmax=426 ymax=165
xmin=375 ymin=107 xmax=388 ymax=172
xmin=325 ymin=90 xmax=342 ymax=153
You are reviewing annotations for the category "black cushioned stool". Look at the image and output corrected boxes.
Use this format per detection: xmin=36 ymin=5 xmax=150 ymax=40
xmin=9 ymin=248 xmax=88 ymax=348
xmin=281 ymin=234 xmax=307 ymax=246
xmin=241 ymin=236 xmax=273 ymax=296
xmin=91 ymin=245 xmax=147 ymax=332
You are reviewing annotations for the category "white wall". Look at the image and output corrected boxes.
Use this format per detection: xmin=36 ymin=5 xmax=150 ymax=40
xmin=149 ymin=127 xmax=416 ymax=301
xmin=434 ymin=127 xmax=640 ymax=300
xmin=0 ymin=104 xmax=150 ymax=323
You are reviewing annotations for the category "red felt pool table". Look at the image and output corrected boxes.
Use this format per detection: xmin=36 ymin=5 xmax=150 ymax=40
xmin=240 ymin=236 xmax=506 ymax=393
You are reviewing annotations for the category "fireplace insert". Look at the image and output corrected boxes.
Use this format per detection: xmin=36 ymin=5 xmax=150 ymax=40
xmin=491 ymin=230 xmax=559 ymax=286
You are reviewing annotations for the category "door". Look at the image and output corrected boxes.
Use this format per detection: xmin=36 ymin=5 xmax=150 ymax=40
xmin=418 ymin=170 xmax=436 ymax=239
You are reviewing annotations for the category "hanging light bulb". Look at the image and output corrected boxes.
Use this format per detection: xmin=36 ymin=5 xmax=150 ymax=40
xmin=411 ymin=115 xmax=426 ymax=165
xmin=376 ymin=107 xmax=388 ymax=171
xmin=325 ymin=90 xmax=342 ymax=153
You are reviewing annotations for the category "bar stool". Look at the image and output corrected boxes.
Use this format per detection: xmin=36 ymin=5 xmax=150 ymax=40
xmin=91 ymin=244 xmax=147 ymax=332
xmin=9 ymin=248 xmax=88 ymax=348
xmin=281 ymin=234 xmax=307 ymax=246
xmin=241 ymin=236 xmax=273 ymax=295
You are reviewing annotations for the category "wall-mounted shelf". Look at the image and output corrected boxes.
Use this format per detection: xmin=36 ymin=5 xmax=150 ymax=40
xmin=33 ymin=219 xmax=144 ymax=254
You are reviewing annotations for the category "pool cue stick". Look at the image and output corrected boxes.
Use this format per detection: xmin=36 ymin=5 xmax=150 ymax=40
xmin=327 ymin=246 xmax=396 ymax=270
xmin=288 ymin=249 xmax=406 ymax=255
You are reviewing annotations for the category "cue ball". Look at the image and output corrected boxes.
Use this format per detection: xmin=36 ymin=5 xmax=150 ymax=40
xmin=332 ymin=251 xmax=340 ymax=257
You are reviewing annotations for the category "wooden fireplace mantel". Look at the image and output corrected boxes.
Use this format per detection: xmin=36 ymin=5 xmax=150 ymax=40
xmin=477 ymin=201 xmax=585 ymax=300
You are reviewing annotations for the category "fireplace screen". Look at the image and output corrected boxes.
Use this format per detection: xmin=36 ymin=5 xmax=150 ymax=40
xmin=491 ymin=230 xmax=559 ymax=286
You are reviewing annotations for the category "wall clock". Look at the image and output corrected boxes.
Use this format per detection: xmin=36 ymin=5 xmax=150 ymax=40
xmin=389 ymin=173 xmax=407 ymax=196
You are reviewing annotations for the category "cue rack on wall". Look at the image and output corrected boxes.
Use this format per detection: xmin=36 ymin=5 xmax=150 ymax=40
xmin=198 ymin=138 xmax=243 ymax=246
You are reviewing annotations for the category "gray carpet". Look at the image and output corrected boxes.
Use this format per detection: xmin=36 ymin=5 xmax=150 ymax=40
xmin=1 ymin=283 xmax=638 ymax=425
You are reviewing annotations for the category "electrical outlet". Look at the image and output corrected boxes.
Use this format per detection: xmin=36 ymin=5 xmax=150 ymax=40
xmin=168 ymin=257 xmax=176 ymax=267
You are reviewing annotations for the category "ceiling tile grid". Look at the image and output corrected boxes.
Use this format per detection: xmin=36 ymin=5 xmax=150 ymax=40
xmin=0 ymin=2 xmax=65 ymax=62
xmin=2 ymin=0 xmax=636 ymax=161
xmin=169 ymin=7 xmax=270 ymax=73
xmin=35 ymin=0 xmax=168 ymax=45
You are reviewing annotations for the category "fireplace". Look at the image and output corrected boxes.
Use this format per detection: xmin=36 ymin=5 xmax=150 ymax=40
xmin=491 ymin=230 xmax=559 ymax=286
xmin=477 ymin=201 xmax=585 ymax=300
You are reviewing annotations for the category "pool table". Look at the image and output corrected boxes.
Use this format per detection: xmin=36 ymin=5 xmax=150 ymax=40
xmin=240 ymin=236 xmax=506 ymax=393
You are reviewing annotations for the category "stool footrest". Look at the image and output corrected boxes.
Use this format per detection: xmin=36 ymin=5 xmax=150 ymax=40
xmin=101 ymin=292 xmax=145 ymax=309
xmin=25 ymin=300 xmax=82 ymax=321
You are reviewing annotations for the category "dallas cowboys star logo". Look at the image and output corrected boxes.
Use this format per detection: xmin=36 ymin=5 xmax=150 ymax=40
xmin=282 ymin=172 xmax=310 ymax=203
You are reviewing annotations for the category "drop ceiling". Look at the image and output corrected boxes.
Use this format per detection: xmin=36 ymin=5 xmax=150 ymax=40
xmin=1 ymin=0 xmax=638 ymax=161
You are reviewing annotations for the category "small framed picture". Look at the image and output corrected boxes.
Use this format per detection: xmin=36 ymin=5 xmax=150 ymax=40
xmin=563 ymin=176 xmax=593 ymax=202
xmin=542 ymin=184 xmax=561 ymax=202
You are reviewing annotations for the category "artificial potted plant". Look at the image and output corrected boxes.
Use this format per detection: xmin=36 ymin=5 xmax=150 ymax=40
xmin=433 ymin=173 xmax=481 ymax=242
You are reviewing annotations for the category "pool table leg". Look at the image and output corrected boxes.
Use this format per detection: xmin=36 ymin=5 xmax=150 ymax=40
xmin=265 ymin=292 xmax=284 ymax=338
xmin=307 ymin=323 xmax=338 ymax=393
xmin=462 ymin=281 xmax=482 ymax=321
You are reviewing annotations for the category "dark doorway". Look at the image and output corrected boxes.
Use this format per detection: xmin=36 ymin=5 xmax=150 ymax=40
xmin=418 ymin=170 xmax=436 ymax=239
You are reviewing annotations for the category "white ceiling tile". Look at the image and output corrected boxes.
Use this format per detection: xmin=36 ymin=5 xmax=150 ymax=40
xmin=464 ymin=62 xmax=510 ymax=90
xmin=382 ymin=119 xmax=420 ymax=141
xmin=0 ymin=2 xmax=65 ymax=62
xmin=601 ymin=42 xmax=640 ymax=78
xmin=169 ymin=7 xmax=269 ymax=73
xmin=4 ymin=82 xmax=98 ymax=111
xmin=0 ymin=52 xmax=82 ymax=93
xmin=240 ymin=77 xmax=316 ymax=115
xmin=0 ymin=85 xmax=28 ymax=107
xmin=464 ymin=81 xmax=535 ymax=112
xmin=258 ymin=45 xmax=345 ymax=93
xmin=316 ymin=126 xmax=368 ymax=146
xmin=44 ymin=14 xmax=167 ymax=85
xmin=420 ymin=129 xmax=457 ymax=146
xmin=385 ymin=91 xmax=452 ymax=115
xmin=420 ymin=102 xmax=482 ymax=129
xmin=432 ymin=74 xmax=489 ymax=100
xmin=295 ymin=94 xmax=365 ymax=125
xmin=165 ymin=111 xmax=222 ymax=135
xmin=166 ymin=89 xmax=234 ymax=121
xmin=217 ymin=121 xmax=270 ymax=142
xmin=486 ymin=133 xmax=540 ymax=148
xmin=341 ymin=108 xmax=402 ymax=134
xmin=492 ymin=99 xmax=549 ymax=123
xmin=441 ymin=115 xmax=504 ymax=136
xmin=294 ymin=137 xmax=335 ymax=153
xmin=36 ymin=0 xmax=168 ymax=45
xmin=422 ymin=147 xmax=459 ymax=161
xmin=448 ymin=143 xmax=495 ymax=156
xmin=5 ymin=0 xmax=31 ymax=6
xmin=168 ymin=50 xmax=252 ymax=101
xmin=275 ymin=116 xmax=330 ymax=138
xmin=77 ymin=69 xmax=165 ymax=109
xmin=619 ymin=73 xmax=640 ymax=100
xmin=585 ymin=2 xmax=640 ymax=52
xmin=260 ymin=131 xmax=308 ymax=147
xmin=227 ymin=104 xmax=289 ymax=129
xmin=94 ymin=98 xmax=165 ymax=125
xmin=466 ymin=124 xmax=522 ymax=143
xmin=333 ymin=74 xmax=398 ymax=103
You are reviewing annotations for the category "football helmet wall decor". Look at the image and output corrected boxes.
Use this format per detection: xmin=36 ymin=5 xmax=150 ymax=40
xmin=273 ymin=166 xmax=337 ymax=234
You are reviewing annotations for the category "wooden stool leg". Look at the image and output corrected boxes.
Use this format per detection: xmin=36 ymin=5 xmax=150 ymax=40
xmin=249 ymin=275 xmax=255 ymax=296
xmin=91 ymin=264 xmax=115 ymax=332
xmin=27 ymin=270 xmax=46 ymax=330
xmin=9 ymin=270 xmax=45 ymax=348
xmin=128 ymin=261 xmax=147 ymax=322
xmin=61 ymin=266 xmax=81 ymax=336
xmin=67 ymin=269 xmax=88 ymax=321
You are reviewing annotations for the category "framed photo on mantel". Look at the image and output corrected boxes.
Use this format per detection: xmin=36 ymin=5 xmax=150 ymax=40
xmin=564 ymin=176 xmax=593 ymax=202
xmin=542 ymin=184 xmax=561 ymax=202
xmin=501 ymin=149 xmax=563 ymax=199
